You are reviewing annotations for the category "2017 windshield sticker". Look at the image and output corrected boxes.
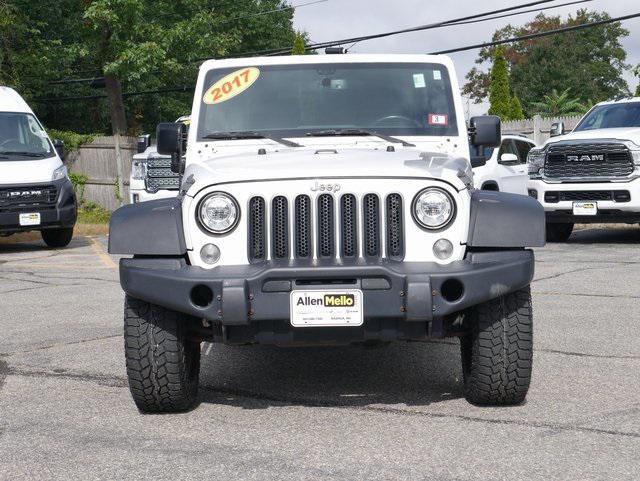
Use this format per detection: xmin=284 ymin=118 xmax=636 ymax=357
xmin=203 ymin=67 xmax=260 ymax=105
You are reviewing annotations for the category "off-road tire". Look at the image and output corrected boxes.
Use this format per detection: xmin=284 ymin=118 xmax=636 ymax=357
xmin=460 ymin=286 xmax=533 ymax=406
xmin=41 ymin=227 xmax=73 ymax=247
xmin=124 ymin=296 xmax=200 ymax=413
xmin=546 ymin=222 xmax=573 ymax=242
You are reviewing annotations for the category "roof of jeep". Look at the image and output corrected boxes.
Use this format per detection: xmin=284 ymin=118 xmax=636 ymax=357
xmin=199 ymin=53 xmax=455 ymax=72
xmin=594 ymin=97 xmax=640 ymax=107
xmin=0 ymin=87 xmax=33 ymax=114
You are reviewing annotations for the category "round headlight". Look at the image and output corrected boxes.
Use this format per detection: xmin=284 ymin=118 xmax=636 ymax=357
xmin=413 ymin=188 xmax=455 ymax=230
xmin=198 ymin=192 xmax=239 ymax=234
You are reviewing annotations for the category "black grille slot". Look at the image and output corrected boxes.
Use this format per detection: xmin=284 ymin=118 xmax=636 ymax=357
xmin=560 ymin=191 xmax=613 ymax=202
xmin=248 ymin=197 xmax=266 ymax=262
xmin=340 ymin=194 xmax=358 ymax=258
xmin=295 ymin=195 xmax=312 ymax=258
xmin=146 ymin=156 xmax=180 ymax=191
xmin=363 ymin=194 xmax=380 ymax=257
xmin=545 ymin=143 xmax=634 ymax=179
xmin=271 ymin=196 xmax=289 ymax=259
xmin=386 ymin=194 xmax=404 ymax=260
xmin=317 ymin=194 xmax=335 ymax=258
xmin=0 ymin=185 xmax=58 ymax=213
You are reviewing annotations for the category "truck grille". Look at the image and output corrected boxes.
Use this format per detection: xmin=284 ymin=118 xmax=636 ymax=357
xmin=248 ymin=193 xmax=404 ymax=262
xmin=0 ymin=185 xmax=58 ymax=213
xmin=145 ymin=156 xmax=180 ymax=192
xmin=544 ymin=143 xmax=634 ymax=179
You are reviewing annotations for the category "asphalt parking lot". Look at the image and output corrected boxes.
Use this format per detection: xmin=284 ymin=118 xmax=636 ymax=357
xmin=1 ymin=228 xmax=639 ymax=481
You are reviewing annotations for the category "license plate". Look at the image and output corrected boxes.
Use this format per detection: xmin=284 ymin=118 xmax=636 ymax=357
xmin=290 ymin=289 xmax=363 ymax=327
xmin=19 ymin=212 xmax=41 ymax=226
xmin=573 ymin=202 xmax=597 ymax=216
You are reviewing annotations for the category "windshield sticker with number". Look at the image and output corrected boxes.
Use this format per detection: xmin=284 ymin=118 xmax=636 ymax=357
xmin=203 ymin=67 xmax=261 ymax=105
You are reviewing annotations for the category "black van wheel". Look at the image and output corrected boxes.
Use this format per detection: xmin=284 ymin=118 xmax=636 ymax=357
xmin=41 ymin=227 xmax=74 ymax=247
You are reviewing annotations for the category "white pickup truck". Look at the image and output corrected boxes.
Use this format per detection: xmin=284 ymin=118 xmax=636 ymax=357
xmin=528 ymin=98 xmax=640 ymax=241
xmin=473 ymin=134 xmax=535 ymax=194
xmin=109 ymin=53 xmax=545 ymax=413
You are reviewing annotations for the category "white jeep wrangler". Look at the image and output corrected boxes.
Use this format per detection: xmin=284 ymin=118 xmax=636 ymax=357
xmin=528 ymin=98 xmax=640 ymax=241
xmin=109 ymin=54 xmax=545 ymax=413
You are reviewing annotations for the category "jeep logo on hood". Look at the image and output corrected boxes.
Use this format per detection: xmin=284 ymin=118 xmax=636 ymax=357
xmin=566 ymin=154 xmax=605 ymax=162
xmin=311 ymin=181 xmax=341 ymax=193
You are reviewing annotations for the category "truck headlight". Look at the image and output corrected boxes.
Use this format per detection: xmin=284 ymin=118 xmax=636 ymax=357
xmin=198 ymin=192 xmax=240 ymax=234
xmin=131 ymin=160 xmax=147 ymax=180
xmin=413 ymin=188 xmax=455 ymax=230
xmin=632 ymin=151 xmax=640 ymax=166
xmin=52 ymin=165 xmax=68 ymax=181
xmin=527 ymin=148 xmax=545 ymax=175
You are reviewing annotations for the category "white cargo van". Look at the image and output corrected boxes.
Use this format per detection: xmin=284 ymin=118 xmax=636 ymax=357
xmin=0 ymin=87 xmax=76 ymax=247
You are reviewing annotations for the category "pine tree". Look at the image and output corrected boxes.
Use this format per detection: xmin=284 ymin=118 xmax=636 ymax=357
xmin=488 ymin=46 xmax=513 ymax=120
xmin=292 ymin=33 xmax=306 ymax=55
xmin=510 ymin=95 xmax=525 ymax=120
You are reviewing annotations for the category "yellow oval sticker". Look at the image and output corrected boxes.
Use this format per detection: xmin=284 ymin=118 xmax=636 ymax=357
xmin=203 ymin=67 xmax=261 ymax=105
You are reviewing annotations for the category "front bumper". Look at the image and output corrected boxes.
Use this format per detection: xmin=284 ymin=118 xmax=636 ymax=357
xmin=0 ymin=178 xmax=77 ymax=234
xmin=120 ymin=249 xmax=534 ymax=328
xmin=528 ymin=177 xmax=640 ymax=224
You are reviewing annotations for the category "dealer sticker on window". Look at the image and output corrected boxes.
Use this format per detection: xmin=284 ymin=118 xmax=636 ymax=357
xmin=203 ymin=67 xmax=261 ymax=105
xmin=19 ymin=212 xmax=41 ymax=226
xmin=290 ymin=289 xmax=363 ymax=328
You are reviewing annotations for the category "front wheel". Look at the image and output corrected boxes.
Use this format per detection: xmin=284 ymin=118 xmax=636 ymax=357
xmin=546 ymin=222 xmax=573 ymax=242
xmin=41 ymin=227 xmax=74 ymax=247
xmin=460 ymin=287 xmax=533 ymax=406
xmin=124 ymin=296 xmax=201 ymax=413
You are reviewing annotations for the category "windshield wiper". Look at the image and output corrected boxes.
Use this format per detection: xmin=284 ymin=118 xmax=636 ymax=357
xmin=202 ymin=131 xmax=303 ymax=148
xmin=0 ymin=151 xmax=46 ymax=158
xmin=305 ymin=129 xmax=415 ymax=147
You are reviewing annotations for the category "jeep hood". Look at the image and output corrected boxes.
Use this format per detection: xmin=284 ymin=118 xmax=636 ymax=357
xmin=183 ymin=148 xmax=472 ymax=194
xmin=546 ymin=127 xmax=640 ymax=147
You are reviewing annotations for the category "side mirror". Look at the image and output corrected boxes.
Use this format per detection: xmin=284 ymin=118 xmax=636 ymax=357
xmin=550 ymin=122 xmax=565 ymax=137
xmin=137 ymin=134 xmax=151 ymax=154
xmin=468 ymin=116 xmax=501 ymax=168
xmin=499 ymin=153 xmax=519 ymax=165
xmin=156 ymin=122 xmax=186 ymax=174
xmin=53 ymin=139 xmax=65 ymax=162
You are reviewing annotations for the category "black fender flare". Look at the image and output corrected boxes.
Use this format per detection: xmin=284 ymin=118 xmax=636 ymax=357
xmin=108 ymin=197 xmax=187 ymax=255
xmin=467 ymin=190 xmax=545 ymax=248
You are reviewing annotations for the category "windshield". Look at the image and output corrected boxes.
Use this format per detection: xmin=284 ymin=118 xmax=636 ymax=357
xmin=575 ymin=102 xmax=640 ymax=131
xmin=0 ymin=112 xmax=54 ymax=160
xmin=197 ymin=62 xmax=459 ymax=140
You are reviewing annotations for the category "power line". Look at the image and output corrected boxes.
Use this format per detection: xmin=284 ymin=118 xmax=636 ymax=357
xmin=431 ymin=11 xmax=640 ymax=54
xmin=249 ymin=0 xmax=594 ymax=56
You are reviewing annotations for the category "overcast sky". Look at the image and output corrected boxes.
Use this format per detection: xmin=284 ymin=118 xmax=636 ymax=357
xmin=293 ymin=0 xmax=640 ymax=116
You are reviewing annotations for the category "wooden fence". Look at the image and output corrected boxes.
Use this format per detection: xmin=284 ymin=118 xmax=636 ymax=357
xmin=65 ymin=136 xmax=136 ymax=211
xmin=502 ymin=115 xmax=582 ymax=144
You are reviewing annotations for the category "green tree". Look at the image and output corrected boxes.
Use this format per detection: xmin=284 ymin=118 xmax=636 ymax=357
xmin=464 ymin=10 xmax=629 ymax=115
xmin=1 ymin=0 xmax=302 ymax=134
xmin=510 ymin=95 xmax=525 ymax=120
xmin=292 ymin=33 xmax=306 ymax=55
xmin=530 ymin=88 xmax=588 ymax=117
xmin=488 ymin=46 xmax=512 ymax=119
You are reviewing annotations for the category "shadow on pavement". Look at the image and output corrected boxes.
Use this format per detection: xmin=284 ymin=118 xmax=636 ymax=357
xmin=0 ymin=235 xmax=91 ymax=253
xmin=566 ymin=225 xmax=640 ymax=244
xmin=198 ymin=340 xmax=464 ymax=410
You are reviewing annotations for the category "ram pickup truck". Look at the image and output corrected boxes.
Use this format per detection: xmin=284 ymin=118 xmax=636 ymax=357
xmin=528 ymin=98 xmax=640 ymax=241
xmin=109 ymin=54 xmax=545 ymax=413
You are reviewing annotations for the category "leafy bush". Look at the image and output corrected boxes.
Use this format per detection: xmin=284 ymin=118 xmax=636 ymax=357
xmin=47 ymin=129 xmax=97 ymax=152
xmin=77 ymin=201 xmax=111 ymax=224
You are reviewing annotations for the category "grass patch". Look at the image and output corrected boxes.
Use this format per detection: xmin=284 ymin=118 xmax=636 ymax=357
xmin=77 ymin=201 xmax=111 ymax=225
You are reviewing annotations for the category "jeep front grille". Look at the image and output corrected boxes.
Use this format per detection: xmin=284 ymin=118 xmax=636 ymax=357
xmin=247 ymin=193 xmax=404 ymax=262
xmin=0 ymin=185 xmax=58 ymax=213
xmin=544 ymin=143 xmax=634 ymax=179
xmin=145 ymin=156 xmax=180 ymax=191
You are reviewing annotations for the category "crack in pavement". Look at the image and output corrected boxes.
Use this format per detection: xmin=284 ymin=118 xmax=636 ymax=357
xmin=532 ymin=266 xmax=611 ymax=283
xmin=533 ymin=290 xmax=640 ymax=301
xmin=4 ymin=366 xmax=639 ymax=440
xmin=0 ymin=334 xmax=121 ymax=357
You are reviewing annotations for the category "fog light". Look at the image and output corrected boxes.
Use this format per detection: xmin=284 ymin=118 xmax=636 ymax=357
xmin=200 ymin=243 xmax=220 ymax=264
xmin=433 ymin=239 xmax=453 ymax=260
